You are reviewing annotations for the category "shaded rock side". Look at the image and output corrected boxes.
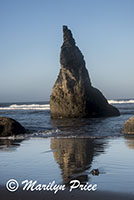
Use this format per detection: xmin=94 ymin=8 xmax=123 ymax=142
xmin=122 ymin=117 xmax=134 ymax=134
xmin=0 ymin=117 xmax=26 ymax=137
xmin=50 ymin=26 xmax=120 ymax=118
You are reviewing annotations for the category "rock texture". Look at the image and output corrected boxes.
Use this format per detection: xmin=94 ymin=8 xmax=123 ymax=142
xmin=122 ymin=117 xmax=134 ymax=134
xmin=50 ymin=25 xmax=120 ymax=118
xmin=0 ymin=117 xmax=26 ymax=137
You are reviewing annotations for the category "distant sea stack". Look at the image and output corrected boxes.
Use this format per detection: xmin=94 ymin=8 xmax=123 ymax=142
xmin=50 ymin=26 xmax=120 ymax=118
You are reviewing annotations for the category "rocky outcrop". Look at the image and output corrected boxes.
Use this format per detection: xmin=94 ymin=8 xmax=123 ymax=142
xmin=0 ymin=117 xmax=26 ymax=137
xmin=50 ymin=26 xmax=120 ymax=118
xmin=122 ymin=117 xmax=134 ymax=134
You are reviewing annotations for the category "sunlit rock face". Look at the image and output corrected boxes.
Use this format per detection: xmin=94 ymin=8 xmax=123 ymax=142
xmin=122 ymin=117 xmax=134 ymax=134
xmin=50 ymin=26 xmax=120 ymax=118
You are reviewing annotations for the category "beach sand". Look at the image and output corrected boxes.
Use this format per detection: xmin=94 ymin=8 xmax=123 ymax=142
xmin=0 ymin=187 xmax=134 ymax=200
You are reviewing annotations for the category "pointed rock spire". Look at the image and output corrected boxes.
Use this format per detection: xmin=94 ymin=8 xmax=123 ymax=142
xmin=60 ymin=25 xmax=86 ymax=70
xmin=50 ymin=26 xmax=120 ymax=118
xmin=62 ymin=25 xmax=75 ymax=46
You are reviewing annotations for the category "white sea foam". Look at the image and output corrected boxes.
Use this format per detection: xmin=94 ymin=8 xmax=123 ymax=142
xmin=108 ymin=100 xmax=134 ymax=104
xmin=0 ymin=104 xmax=50 ymax=110
xmin=0 ymin=129 xmax=61 ymax=139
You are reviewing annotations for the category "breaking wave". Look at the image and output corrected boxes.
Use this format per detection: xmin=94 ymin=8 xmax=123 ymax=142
xmin=0 ymin=99 xmax=134 ymax=110
xmin=0 ymin=104 xmax=50 ymax=110
xmin=108 ymin=100 xmax=134 ymax=104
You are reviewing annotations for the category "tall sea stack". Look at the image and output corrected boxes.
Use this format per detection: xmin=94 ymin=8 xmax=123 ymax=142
xmin=50 ymin=26 xmax=120 ymax=118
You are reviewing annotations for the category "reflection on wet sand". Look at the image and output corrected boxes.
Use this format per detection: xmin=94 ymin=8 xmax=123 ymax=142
xmin=124 ymin=135 xmax=134 ymax=149
xmin=0 ymin=139 xmax=23 ymax=151
xmin=51 ymin=138 xmax=106 ymax=183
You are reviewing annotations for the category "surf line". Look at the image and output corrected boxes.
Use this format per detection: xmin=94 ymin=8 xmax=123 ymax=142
xmin=21 ymin=180 xmax=97 ymax=193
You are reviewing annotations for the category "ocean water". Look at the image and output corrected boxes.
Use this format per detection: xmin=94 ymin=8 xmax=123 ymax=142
xmin=0 ymin=99 xmax=134 ymax=194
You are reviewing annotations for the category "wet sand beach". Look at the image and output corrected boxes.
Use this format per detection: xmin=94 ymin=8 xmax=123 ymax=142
xmin=0 ymin=186 xmax=134 ymax=200
xmin=1 ymin=101 xmax=134 ymax=199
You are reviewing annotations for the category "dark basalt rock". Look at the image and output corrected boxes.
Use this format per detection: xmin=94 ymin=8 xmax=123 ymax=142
xmin=91 ymin=169 xmax=100 ymax=176
xmin=122 ymin=117 xmax=134 ymax=134
xmin=0 ymin=117 xmax=26 ymax=137
xmin=50 ymin=26 xmax=120 ymax=118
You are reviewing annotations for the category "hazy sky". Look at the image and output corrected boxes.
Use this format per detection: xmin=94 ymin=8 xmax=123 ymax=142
xmin=0 ymin=0 xmax=134 ymax=102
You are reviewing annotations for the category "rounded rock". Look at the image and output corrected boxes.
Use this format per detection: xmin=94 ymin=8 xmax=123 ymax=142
xmin=122 ymin=117 xmax=134 ymax=134
xmin=0 ymin=117 xmax=26 ymax=137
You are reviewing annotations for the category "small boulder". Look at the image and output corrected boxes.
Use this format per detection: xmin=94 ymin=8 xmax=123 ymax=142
xmin=0 ymin=117 xmax=26 ymax=137
xmin=122 ymin=117 xmax=134 ymax=134
xmin=91 ymin=169 xmax=99 ymax=176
